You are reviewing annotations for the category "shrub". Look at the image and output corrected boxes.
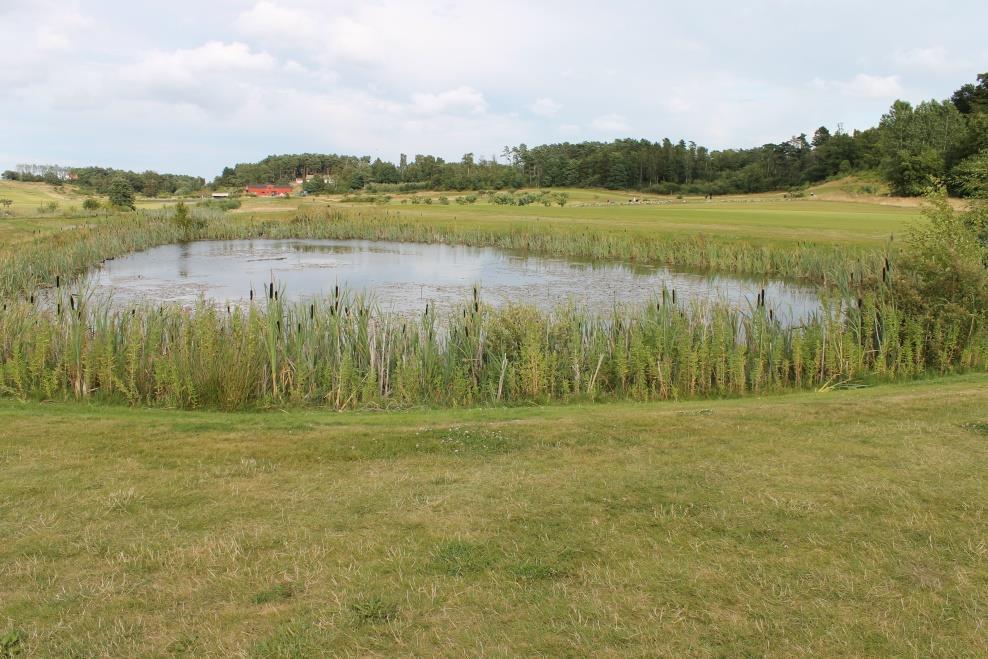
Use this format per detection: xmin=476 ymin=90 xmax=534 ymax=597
xmin=892 ymin=188 xmax=988 ymax=357
xmin=196 ymin=198 xmax=241 ymax=211
xmin=82 ymin=198 xmax=101 ymax=211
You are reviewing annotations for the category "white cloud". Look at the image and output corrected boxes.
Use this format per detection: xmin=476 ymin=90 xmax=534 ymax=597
xmin=410 ymin=86 xmax=487 ymax=115
xmin=234 ymin=1 xmax=317 ymax=42
xmin=665 ymin=96 xmax=692 ymax=112
xmin=810 ymin=73 xmax=903 ymax=98
xmin=592 ymin=113 xmax=630 ymax=132
xmin=892 ymin=46 xmax=970 ymax=73
xmin=530 ymin=97 xmax=562 ymax=117
xmin=113 ymin=42 xmax=277 ymax=115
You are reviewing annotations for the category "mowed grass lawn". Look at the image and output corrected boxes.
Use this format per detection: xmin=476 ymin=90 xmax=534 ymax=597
xmin=2 ymin=376 xmax=987 ymax=656
xmin=384 ymin=197 xmax=919 ymax=247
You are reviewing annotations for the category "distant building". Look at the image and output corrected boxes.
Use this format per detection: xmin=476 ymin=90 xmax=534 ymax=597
xmin=211 ymin=192 xmax=230 ymax=199
xmin=245 ymin=184 xmax=292 ymax=197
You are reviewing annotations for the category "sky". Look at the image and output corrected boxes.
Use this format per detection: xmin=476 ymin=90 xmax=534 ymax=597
xmin=1 ymin=0 xmax=986 ymax=179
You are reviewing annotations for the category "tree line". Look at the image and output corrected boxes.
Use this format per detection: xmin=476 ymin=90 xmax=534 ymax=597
xmin=213 ymin=74 xmax=986 ymax=198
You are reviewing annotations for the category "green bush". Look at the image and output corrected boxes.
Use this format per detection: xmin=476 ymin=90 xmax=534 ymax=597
xmin=892 ymin=188 xmax=988 ymax=361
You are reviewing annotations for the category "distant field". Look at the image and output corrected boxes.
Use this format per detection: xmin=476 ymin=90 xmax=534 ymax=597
xmin=2 ymin=375 xmax=986 ymax=655
xmin=0 ymin=181 xmax=925 ymax=251
xmin=227 ymin=190 xmax=921 ymax=248
xmin=378 ymin=197 xmax=918 ymax=246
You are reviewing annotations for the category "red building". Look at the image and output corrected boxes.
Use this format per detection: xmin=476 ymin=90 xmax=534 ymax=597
xmin=245 ymin=184 xmax=292 ymax=197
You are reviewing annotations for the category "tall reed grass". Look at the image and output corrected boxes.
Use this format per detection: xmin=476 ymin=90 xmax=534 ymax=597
xmin=1 ymin=287 xmax=983 ymax=410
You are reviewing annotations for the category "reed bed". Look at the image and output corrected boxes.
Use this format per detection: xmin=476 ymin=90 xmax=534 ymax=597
xmin=1 ymin=286 xmax=983 ymax=410
xmin=0 ymin=206 xmax=886 ymax=299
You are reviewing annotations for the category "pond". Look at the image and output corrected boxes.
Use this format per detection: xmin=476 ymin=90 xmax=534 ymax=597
xmin=87 ymin=239 xmax=822 ymax=322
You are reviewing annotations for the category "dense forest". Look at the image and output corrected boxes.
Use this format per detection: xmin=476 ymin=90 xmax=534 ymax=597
xmin=212 ymin=73 xmax=987 ymax=198
xmin=4 ymin=74 xmax=986 ymax=198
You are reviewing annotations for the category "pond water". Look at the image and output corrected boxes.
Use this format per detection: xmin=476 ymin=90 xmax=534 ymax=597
xmin=87 ymin=239 xmax=821 ymax=322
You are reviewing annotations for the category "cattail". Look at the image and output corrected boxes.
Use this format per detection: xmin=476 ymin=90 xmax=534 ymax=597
xmin=310 ymin=304 xmax=315 ymax=319
xmin=671 ymin=289 xmax=676 ymax=304
xmin=268 ymin=282 xmax=274 ymax=299
xmin=250 ymin=289 xmax=254 ymax=300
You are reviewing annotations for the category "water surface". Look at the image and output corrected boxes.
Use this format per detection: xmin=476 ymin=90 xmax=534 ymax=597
xmin=88 ymin=239 xmax=821 ymax=322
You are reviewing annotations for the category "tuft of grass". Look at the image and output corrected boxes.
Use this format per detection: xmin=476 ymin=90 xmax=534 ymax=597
xmin=349 ymin=596 xmax=399 ymax=623
xmin=962 ymin=421 xmax=988 ymax=436
xmin=510 ymin=559 xmax=564 ymax=581
xmin=251 ymin=582 xmax=295 ymax=605
xmin=0 ymin=629 xmax=25 ymax=659
xmin=430 ymin=540 xmax=497 ymax=576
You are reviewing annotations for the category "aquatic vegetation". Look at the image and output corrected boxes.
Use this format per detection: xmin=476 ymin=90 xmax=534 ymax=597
xmin=0 ymin=285 xmax=983 ymax=410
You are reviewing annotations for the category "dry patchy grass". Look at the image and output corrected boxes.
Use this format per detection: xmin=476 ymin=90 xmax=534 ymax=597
xmin=1 ymin=375 xmax=986 ymax=655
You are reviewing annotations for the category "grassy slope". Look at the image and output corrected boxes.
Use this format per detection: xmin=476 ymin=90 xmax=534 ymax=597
xmin=0 ymin=181 xmax=89 ymax=244
xmin=2 ymin=375 xmax=987 ymax=656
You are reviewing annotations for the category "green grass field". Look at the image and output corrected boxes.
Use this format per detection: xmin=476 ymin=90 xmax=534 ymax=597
xmin=2 ymin=375 xmax=986 ymax=655
xmin=1 ymin=180 xmax=923 ymax=249
xmin=382 ymin=197 xmax=918 ymax=246
xmin=2 ymin=180 xmax=982 ymax=655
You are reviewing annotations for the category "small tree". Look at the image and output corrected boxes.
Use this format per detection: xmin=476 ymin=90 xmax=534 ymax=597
xmin=554 ymin=191 xmax=570 ymax=207
xmin=108 ymin=177 xmax=136 ymax=209
xmin=303 ymin=176 xmax=326 ymax=195
xmin=171 ymin=201 xmax=204 ymax=240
